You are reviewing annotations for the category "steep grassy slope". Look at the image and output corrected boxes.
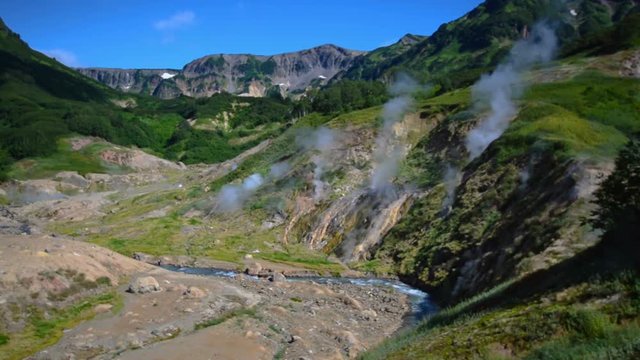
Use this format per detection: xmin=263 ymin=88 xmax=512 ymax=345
xmin=343 ymin=0 xmax=639 ymax=89
xmin=0 ymin=18 xmax=169 ymax=179
xmin=0 ymin=18 xmax=297 ymax=179
xmin=372 ymin=68 xmax=639 ymax=302
xmin=364 ymin=136 xmax=640 ymax=359
xmin=354 ymin=7 xmax=640 ymax=358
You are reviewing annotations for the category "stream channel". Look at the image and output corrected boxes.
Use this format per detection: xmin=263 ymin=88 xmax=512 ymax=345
xmin=163 ymin=265 xmax=439 ymax=328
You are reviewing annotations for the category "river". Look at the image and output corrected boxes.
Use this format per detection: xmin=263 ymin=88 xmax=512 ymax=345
xmin=162 ymin=265 xmax=438 ymax=328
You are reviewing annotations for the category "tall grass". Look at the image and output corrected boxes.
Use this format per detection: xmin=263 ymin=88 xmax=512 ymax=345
xmin=525 ymin=321 xmax=640 ymax=359
xmin=0 ymin=292 xmax=121 ymax=360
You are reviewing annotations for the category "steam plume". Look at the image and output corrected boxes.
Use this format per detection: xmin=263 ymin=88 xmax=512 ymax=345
xmin=216 ymin=173 xmax=264 ymax=212
xmin=465 ymin=22 xmax=557 ymax=160
xmin=269 ymin=161 xmax=290 ymax=179
xmin=370 ymin=74 xmax=418 ymax=191
xmin=441 ymin=165 xmax=461 ymax=214
xmin=215 ymin=161 xmax=290 ymax=212
xmin=296 ymin=127 xmax=337 ymax=201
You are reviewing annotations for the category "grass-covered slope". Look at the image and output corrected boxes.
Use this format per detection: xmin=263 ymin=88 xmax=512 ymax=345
xmin=373 ymin=69 xmax=639 ymax=303
xmin=344 ymin=0 xmax=639 ymax=89
xmin=0 ymin=18 xmax=297 ymax=179
xmin=0 ymin=18 xmax=161 ymax=168
xmin=365 ymin=136 xmax=640 ymax=359
xmin=357 ymin=8 xmax=640 ymax=357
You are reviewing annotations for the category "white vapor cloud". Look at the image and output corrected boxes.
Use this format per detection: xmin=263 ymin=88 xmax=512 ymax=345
xmin=465 ymin=22 xmax=557 ymax=160
xmin=154 ymin=11 xmax=195 ymax=31
xmin=42 ymin=49 xmax=81 ymax=67
xmin=370 ymin=73 xmax=419 ymax=191
xmin=216 ymin=173 xmax=264 ymax=212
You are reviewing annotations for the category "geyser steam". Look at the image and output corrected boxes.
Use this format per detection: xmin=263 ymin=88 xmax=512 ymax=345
xmin=441 ymin=165 xmax=461 ymax=214
xmin=465 ymin=22 xmax=557 ymax=159
xmin=370 ymin=74 xmax=418 ymax=191
xmin=216 ymin=173 xmax=264 ymax=212
xmin=296 ymin=127 xmax=337 ymax=201
xmin=215 ymin=161 xmax=290 ymax=212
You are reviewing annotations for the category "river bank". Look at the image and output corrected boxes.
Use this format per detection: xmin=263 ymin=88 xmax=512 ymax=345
xmin=22 ymin=250 xmax=424 ymax=359
xmin=163 ymin=264 xmax=439 ymax=328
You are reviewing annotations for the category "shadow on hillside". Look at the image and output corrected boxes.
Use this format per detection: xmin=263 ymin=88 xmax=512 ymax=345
xmin=428 ymin=226 xmax=640 ymax=328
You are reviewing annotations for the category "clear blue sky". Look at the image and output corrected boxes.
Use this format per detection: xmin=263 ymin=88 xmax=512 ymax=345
xmin=0 ymin=1 xmax=483 ymax=69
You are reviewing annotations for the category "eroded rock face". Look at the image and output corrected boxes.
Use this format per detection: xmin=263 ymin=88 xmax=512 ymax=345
xmin=77 ymin=45 xmax=365 ymax=99
xmin=75 ymin=68 xmax=177 ymax=96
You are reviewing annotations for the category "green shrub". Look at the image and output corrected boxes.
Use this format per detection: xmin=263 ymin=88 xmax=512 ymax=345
xmin=311 ymin=80 xmax=387 ymax=114
xmin=95 ymin=276 xmax=111 ymax=286
xmin=194 ymin=308 xmax=257 ymax=330
xmin=0 ymin=333 xmax=9 ymax=346
xmin=562 ymin=309 xmax=613 ymax=340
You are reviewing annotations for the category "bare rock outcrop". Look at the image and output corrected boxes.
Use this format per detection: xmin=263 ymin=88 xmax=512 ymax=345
xmin=77 ymin=45 xmax=365 ymax=99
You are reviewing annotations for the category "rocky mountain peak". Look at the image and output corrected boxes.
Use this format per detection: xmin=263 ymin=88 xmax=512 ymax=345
xmin=77 ymin=44 xmax=366 ymax=99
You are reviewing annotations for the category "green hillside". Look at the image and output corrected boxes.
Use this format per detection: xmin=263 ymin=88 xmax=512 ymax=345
xmin=343 ymin=0 xmax=639 ymax=90
xmin=0 ymin=18 xmax=297 ymax=179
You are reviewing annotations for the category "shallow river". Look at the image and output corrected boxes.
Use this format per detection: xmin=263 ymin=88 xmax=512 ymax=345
xmin=162 ymin=265 xmax=438 ymax=327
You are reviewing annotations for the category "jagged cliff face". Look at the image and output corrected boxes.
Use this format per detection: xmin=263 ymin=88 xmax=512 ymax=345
xmin=77 ymin=45 xmax=365 ymax=99
xmin=76 ymin=68 xmax=179 ymax=96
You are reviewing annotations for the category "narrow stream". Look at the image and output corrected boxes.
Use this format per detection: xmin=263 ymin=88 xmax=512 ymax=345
xmin=162 ymin=265 xmax=438 ymax=327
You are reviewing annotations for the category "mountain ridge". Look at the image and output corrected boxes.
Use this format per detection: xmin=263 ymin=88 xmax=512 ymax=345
xmin=77 ymin=44 xmax=366 ymax=99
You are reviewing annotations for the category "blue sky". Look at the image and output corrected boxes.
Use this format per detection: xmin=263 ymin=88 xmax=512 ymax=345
xmin=0 ymin=1 xmax=483 ymax=69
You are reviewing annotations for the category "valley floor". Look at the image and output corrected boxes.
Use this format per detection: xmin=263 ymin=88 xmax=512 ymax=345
xmin=0 ymin=234 xmax=411 ymax=360
xmin=0 ymin=144 xmax=413 ymax=360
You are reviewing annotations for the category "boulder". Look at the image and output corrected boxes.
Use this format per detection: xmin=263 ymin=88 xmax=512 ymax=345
xmin=151 ymin=325 xmax=180 ymax=339
xmin=339 ymin=330 xmax=364 ymax=358
xmin=340 ymin=294 xmax=363 ymax=310
xmin=183 ymin=286 xmax=206 ymax=298
xmin=85 ymin=173 xmax=112 ymax=183
xmin=261 ymin=213 xmax=286 ymax=230
xmin=269 ymin=272 xmax=286 ymax=283
xmin=245 ymin=262 xmax=262 ymax=276
xmin=127 ymin=276 xmax=161 ymax=294
xmin=361 ymin=309 xmax=377 ymax=320
xmin=132 ymin=252 xmax=161 ymax=265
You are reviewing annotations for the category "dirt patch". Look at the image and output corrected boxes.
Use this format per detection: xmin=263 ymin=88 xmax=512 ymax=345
xmin=100 ymin=149 xmax=183 ymax=172
xmin=25 ymin=260 xmax=409 ymax=359
xmin=0 ymin=235 xmax=151 ymax=296
xmin=70 ymin=137 xmax=95 ymax=151
xmin=117 ymin=325 xmax=274 ymax=360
